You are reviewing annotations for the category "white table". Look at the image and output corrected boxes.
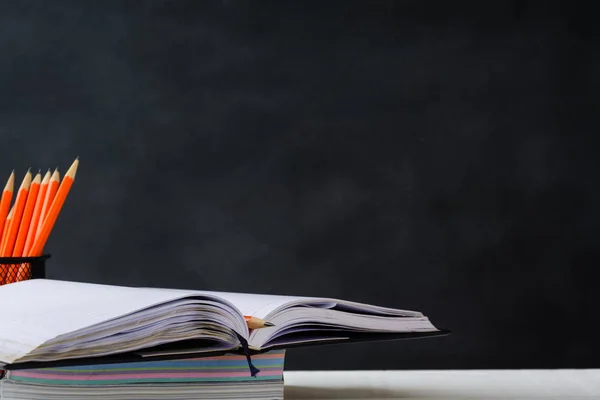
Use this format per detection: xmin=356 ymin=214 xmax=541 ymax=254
xmin=283 ymin=370 xmax=600 ymax=399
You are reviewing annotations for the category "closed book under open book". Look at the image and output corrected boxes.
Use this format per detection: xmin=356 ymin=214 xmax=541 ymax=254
xmin=1 ymin=351 xmax=286 ymax=400
xmin=0 ymin=279 xmax=447 ymax=370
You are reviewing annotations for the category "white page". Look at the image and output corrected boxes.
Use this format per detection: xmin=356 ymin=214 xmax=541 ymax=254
xmin=121 ymin=288 xmax=433 ymax=350
xmin=0 ymin=279 xmax=206 ymax=365
xmin=119 ymin=286 xmax=425 ymax=321
xmin=175 ymin=290 xmax=334 ymax=319
xmin=188 ymin=291 xmax=424 ymax=319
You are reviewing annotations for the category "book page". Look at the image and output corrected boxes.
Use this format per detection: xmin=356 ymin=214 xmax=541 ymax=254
xmin=188 ymin=290 xmax=423 ymax=319
xmin=0 ymin=279 xmax=202 ymax=365
xmin=193 ymin=291 xmax=337 ymax=319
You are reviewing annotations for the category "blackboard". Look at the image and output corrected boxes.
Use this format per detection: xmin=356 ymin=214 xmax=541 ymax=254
xmin=1 ymin=1 xmax=598 ymax=370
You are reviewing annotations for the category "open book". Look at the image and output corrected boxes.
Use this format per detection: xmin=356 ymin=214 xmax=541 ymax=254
xmin=0 ymin=279 xmax=445 ymax=369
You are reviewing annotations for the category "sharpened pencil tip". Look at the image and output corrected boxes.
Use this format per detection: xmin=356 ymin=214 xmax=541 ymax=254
xmin=41 ymin=170 xmax=51 ymax=183
xmin=4 ymin=171 xmax=15 ymax=191
xmin=65 ymin=158 xmax=79 ymax=179
xmin=19 ymin=169 xmax=32 ymax=189
xmin=263 ymin=322 xmax=275 ymax=327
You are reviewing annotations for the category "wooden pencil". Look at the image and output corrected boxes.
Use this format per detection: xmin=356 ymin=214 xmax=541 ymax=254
xmin=244 ymin=315 xmax=275 ymax=330
xmin=7 ymin=172 xmax=41 ymax=284
xmin=13 ymin=171 xmax=41 ymax=257
xmin=0 ymin=207 xmax=13 ymax=285
xmin=0 ymin=171 xmax=32 ymax=283
xmin=23 ymin=170 xmax=51 ymax=257
xmin=36 ymin=169 xmax=60 ymax=242
xmin=1 ymin=207 xmax=13 ymax=252
xmin=28 ymin=158 xmax=79 ymax=257
xmin=0 ymin=171 xmax=14 ymax=246
xmin=0 ymin=207 xmax=15 ymax=285
xmin=0 ymin=170 xmax=31 ymax=257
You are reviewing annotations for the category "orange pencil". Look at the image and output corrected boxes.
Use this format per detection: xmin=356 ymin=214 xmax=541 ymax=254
xmin=23 ymin=170 xmax=51 ymax=256
xmin=244 ymin=315 xmax=275 ymax=329
xmin=8 ymin=172 xmax=41 ymax=284
xmin=0 ymin=171 xmax=14 ymax=246
xmin=0 ymin=207 xmax=13 ymax=285
xmin=0 ymin=171 xmax=31 ymax=284
xmin=36 ymin=169 xmax=60 ymax=241
xmin=29 ymin=158 xmax=79 ymax=257
xmin=1 ymin=207 xmax=13 ymax=252
xmin=0 ymin=170 xmax=31 ymax=257
xmin=13 ymin=171 xmax=41 ymax=257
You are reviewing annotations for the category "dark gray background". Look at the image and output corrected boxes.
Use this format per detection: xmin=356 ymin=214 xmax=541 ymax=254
xmin=2 ymin=1 xmax=599 ymax=370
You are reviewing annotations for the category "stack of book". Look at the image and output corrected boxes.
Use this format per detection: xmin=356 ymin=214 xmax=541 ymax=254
xmin=0 ymin=279 xmax=446 ymax=399
xmin=1 ymin=351 xmax=286 ymax=399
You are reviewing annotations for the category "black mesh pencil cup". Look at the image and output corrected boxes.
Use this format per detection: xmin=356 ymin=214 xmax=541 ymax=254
xmin=0 ymin=255 xmax=50 ymax=285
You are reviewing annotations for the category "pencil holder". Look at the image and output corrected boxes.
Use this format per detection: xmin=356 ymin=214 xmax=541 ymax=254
xmin=0 ymin=255 xmax=50 ymax=286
